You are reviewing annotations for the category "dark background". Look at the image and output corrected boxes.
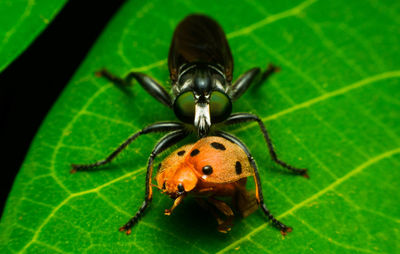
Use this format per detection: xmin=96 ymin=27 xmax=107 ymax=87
xmin=0 ymin=0 xmax=125 ymax=215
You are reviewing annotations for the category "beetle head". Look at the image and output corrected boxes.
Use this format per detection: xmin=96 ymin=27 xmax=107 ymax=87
xmin=156 ymin=166 xmax=198 ymax=199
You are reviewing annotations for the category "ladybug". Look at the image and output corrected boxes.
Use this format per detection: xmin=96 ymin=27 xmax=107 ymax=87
xmin=156 ymin=136 xmax=260 ymax=233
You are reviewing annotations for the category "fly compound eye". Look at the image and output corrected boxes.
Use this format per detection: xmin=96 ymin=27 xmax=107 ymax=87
xmin=177 ymin=183 xmax=185 ymax=193
xmin=173 ymin=92 xmax=195 ymax=123
xmin=210 ymin=91 xmax=232 ymax=123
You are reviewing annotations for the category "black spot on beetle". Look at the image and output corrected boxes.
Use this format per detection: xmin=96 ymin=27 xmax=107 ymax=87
xmin=190 ymin=149 xmax=200 ymax=157
xmin=211 ymin=142 xmax=226 ymax=150
xmin=235 ymin=161 xmax=242 ymax=174
xmin=202 ymin=165 xmax=213 ymax=175
xmin=177 ymin=150 xmax=185 ymax=156
xmin=177 ymin=183 xmax=185 ymax=193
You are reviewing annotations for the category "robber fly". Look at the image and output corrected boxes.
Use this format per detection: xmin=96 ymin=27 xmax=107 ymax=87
xmin=71 ymin=14 xmax=308 ymax=235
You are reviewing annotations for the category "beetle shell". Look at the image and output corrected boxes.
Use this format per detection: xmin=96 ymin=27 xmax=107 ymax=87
xmin=156 ymin=136 xmax=253 ymax=197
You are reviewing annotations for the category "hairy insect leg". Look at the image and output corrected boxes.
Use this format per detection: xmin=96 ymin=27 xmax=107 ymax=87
xmin=224 ymin=113 xmax=308 ymax=177
xmin=119 ymin=130 xmax=187 ymax=235
xmin=216 ymin=131 xmax=292 ymax=235
xmin=96 ymin=69 xmax=172 ymax=108
xmin=71 ymin=122 xmax=184 ymax=172
xmin=229 ymin=64 xmax=280 ymax=100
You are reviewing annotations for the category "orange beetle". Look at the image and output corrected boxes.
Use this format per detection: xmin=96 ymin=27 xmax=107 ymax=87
xmin=156 ymin=136 xmax=288 ymax=233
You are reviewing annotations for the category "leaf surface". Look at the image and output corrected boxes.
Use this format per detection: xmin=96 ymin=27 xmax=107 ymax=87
xmin=0 ymin=0 xmax=66 ymax=71
xmin=1 ymin=0 xmax=399 ymax=253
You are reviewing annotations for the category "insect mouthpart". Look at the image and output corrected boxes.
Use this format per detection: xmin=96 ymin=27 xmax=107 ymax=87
xmin=194 ymin=101 xmax=211 ymax=137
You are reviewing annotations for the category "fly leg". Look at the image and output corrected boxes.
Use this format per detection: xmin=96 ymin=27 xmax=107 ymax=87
xmin=96 ymin=69 xmax=172 ymax=108
xmin=71 ymin=122 xmax=184 ymax=172
xmin=216 ymin=131 xmax=293 ymax=235
xmin=228 ymin=64 xmax=280 ymax=100
xmin=223 ymin=113 xmax=308 ymax=177
xmin=119 ymin=130 xmax=188 ymax=234
xmin=258 ymin=64 xmax=280 ymax=86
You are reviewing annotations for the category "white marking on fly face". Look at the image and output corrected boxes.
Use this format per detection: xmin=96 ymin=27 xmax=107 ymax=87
xmin=194 ymin=102 xmax=211 ymax=135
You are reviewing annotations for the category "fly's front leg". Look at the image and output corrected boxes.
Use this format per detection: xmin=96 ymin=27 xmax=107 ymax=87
xmin=96 ymin=69 xmax=172 ymax=108
xmin=71 ymin=122 xmax=184 ymax=173
xmin=119 ymin=130 xmax=188 ymax=235
xmin=224 ymin=113 xmax=308 ymax=177
xmin=228 ymin=64 xmax=280 ymax=100
xmin=216 ymin=131 xmax=292 ymax=235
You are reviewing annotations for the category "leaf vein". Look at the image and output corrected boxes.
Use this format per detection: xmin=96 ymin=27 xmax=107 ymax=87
xmin=294 ymin=216 xmax=381 ymax=254
xmin=217 ymin=147 xmax=400 ymax=253
xmin=19 ymin=168 xmax=145 ymax=253
xmin=231 ymin=70 xmax=400 ymax=134
xmin=227 ymin=0 xmax=318 ymax=39
xmin=120 ymin=0 xmax=317 ymax=72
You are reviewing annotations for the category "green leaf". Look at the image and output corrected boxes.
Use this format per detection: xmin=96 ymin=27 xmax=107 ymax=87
xmin=2 ymin=0 xmax=400 ymax=253
xmin=0 ymin=0 xmax=67 ymax=72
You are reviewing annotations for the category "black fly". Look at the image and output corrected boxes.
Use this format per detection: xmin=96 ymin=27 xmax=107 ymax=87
xmin=71 ymin=14 xmax=308 ymax=235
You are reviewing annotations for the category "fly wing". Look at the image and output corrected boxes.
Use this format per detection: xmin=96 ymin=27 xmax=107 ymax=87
xmin=168 ymin=14 xmax=233 ymax=83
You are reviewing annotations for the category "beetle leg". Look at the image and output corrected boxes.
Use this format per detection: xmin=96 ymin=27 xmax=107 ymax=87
xmin=197 ymin=187 xmax=214 ymax=193
xmin=233 ymin=182 xmax=259 ymax=218
xmin=195 ymin=198 xmax=224 ymax=225
xmin=207 ymin=197 xmax=234 ymax=233
xmin=223 ymin=113 xmax=308 ymax=177
xmin=195 ymin=198 xmax=232 ymax=233
xmin=228 ymin=64 xmax=279 ymax=100
xmin=119 ymin=130 xmax=188 ymax=234
xmin=164 ymin=194 xmax=185 ymax=216
xmin=97 ymin=69 xmax=173 ymax=108
xmin=70 ymin=122 xmax=184 ymax=172
xmin=215 ymin=131 xmax=292 ymax=235
xmin=207 ymin=197 xmax=234 ymax=217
